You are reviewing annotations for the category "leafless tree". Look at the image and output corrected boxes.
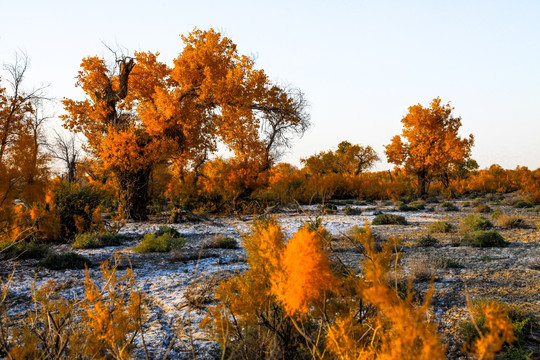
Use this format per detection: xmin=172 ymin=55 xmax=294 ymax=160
xmin=47 ymin=130 xmax=81 ymax=183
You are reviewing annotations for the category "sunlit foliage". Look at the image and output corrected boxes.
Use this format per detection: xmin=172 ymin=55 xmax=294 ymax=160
xmin=385 ymin=97 xmax=474 ymax=198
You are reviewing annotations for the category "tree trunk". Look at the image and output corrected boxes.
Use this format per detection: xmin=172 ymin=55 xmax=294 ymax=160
xmin=117 ymin=168 xmax=151 ymax=221
xmin=417 ymin=171 xmax=428 ymax=199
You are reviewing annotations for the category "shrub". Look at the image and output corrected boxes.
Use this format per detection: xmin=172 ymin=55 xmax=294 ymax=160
xmin=53 ymin=183 xmax=103 ymax=239
xmin=372 ymin=213 xmax=408 ymax=225
xmin=0 ymin=241 xmax=50 ymax=260
xmin=460 ymin=215 xmax=493 ymax=232
xmin=496 ymin=215 xmax=527 ymax=229
xmin=410 ymin=259 xmax=433 ymax=282
xmin=462 ymin=230 xmax=507 ymax=248
xmin=39 ymin=252 xmax=92 ymax=270
xmin=399 ymin=201 xmax=425 ymax=211
xmin=343 ymin=205 xmax=362 ymax=215
xmin=513 ymin=200 xmax=532 ymax=209
xmin=416 ymin=234 xmax=438 ymax=247
xmin=428 ymin=221 xmax=454 ymax=233
xmin=203 ymin=234 xmax=238 ymax=249
xmin=133 ymin=233 xmax=185 ymax=253
xmin=460 ymin=299 xmax=534 ymax=360
xmin=440 ymin=201 xmax=459 ymax=211
xmin=73 ymin=232 xmax=127 ymax=249
xmin=432 ymin=256 xmax=463 ymax=269
xmin=474 ymin=204 xmax=492 ymax=214
xmin=155 ymin=226 xmax=181 ymax=237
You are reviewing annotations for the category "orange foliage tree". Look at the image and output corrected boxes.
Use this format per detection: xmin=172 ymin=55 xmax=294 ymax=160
xmin=302 ymin=140 xmax=379 ymax=176
xmin=385 ymin=97 xmax=474 ymax=198
xmin=63 ymin=29 xmax=308 ymax=220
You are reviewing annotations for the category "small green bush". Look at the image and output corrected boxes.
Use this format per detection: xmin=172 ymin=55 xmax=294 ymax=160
xmin=155 ymin=226 xmax=181 ymax=237
xmin=440 ymin=202 xmax=459 ymax=211
xmin=73 ymin=232 xmax=127 ymax=249
xmin=343 ymin=205 xmax=362 ymax=215
xmin=204 ymin=235 xmax=238 ymax=249
xmin=372 ymin=213 xmax=408 ymax=225
xmin=416 ymin=234 xmax=438 ymax=247
xmin=462 ymin=230 xmax=507 ymax=248
xmin=428 ymin=221 xmax=454 ymax=233
xmin=460 ymin=215 xmax=493 ymax=232
xmin=399 ymin=201 xmax=425 ymax=212
xmin=39 ymin=252 xmax=92 ymax=270
xmin=0 ymin=241 xmax=50 ymax=260
xmin=513 ymin=200 xmax=533 ymax=209
xmin=133 ymin=233 xmax=185 ymax=253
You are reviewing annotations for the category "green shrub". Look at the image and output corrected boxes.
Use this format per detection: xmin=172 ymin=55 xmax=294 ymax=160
xmin=39 ymin=252 xmax=92 ymax=270
xmin=372 ymin=213 xmax=408 ymax=225
xmin=440 ymin=201 xmax=459 ymax=211
xmin=416 ymin=234 xmax=438 ymax=247
xmin=73 ymin=232 xmax=127 ymax=249
xmin=460 ymin=215 xmax=493 ymax=232
xmin=155 ymin=226 xmax=181 ymax=237
xmin=53 ymin=183 xmax=102 ymax=239
xmin=513 ymin=200 xmax=533 ymax=209
xmin=0 ymin=241 xmax=50 ymax=260
xmin=133 ymin=233 xmax=185 ymax=253
xmin=343 ymin=205 xmax=362 ymax=215
xmin=204 ymin=235 xmax=238 ymax=249
xmin=399 ymin=201 xmax=425 ymax=212
xmin=462 ymin=230 xmax=507 ymax=248
xmin=428 ymin=221 xmax=454 ymax=233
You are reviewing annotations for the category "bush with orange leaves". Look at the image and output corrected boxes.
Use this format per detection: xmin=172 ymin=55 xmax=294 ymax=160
xmin=0 ymin=258 xmax=145 ymax=359
xmin=203 ymin=220 xmax=451 ymax=359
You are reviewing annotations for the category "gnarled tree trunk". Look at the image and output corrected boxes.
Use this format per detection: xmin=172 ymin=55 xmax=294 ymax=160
xmin=117 ymin=168 xmax=151 ymax=221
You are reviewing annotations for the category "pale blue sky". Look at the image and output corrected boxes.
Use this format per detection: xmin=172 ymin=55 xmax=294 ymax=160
xmin=1 ymin=0 xmax=539 ymax=170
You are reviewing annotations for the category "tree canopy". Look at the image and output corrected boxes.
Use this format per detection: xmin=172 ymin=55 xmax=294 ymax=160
xmin=384 ymin=97 xmax=474 ymax=198
xmin=62 ymin=28 xmax=309 ymax=219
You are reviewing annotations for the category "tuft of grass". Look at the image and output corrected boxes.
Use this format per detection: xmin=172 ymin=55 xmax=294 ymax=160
xmin=416 ymin=234 xmax=438 ymax=247
xmin=474 ymin=204 xmax=492 ymax=214
xmin=73 ymin=232 xmax=127 ymax=249
xmin=133 ymin=233 xmax=185 ymax=253
xmin=496 ymin=215 xmax=527 ymax=229
xmin=440 ymin=201 xmax=459 ymax=211
xmin=39 ymin=252 xmax=92 ymax=270
xmin=462 ymin=230 xmax=507 ymax=248
xmin=410 ymin=259 xmax=434 ymax=282
xmin=372 ymin=213 xmax=408 ymax=225
xmin=203 ymin=234 xmax=238 ymax=249
xmin=460 ymin=215 xmax=493 ymax=232
xmin=432 ymin=256 xmax=463 ymax=269
xmin=428 ymin=221 xmax=454 ymax=233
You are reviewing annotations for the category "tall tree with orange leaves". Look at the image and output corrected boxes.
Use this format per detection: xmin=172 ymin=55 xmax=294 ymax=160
xmin=62 ymin=29 xmax=309 ymax=220
xmin=385 ymin=97 xmax=474 ymax=198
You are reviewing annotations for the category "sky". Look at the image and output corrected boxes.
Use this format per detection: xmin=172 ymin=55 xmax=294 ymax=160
xmin=1 ymin=0 xmax=539 ymax=171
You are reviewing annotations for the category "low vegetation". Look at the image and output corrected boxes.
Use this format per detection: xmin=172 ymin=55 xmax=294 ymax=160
xmin=460 ymin=215 xmax=494 ymax=232
xmin=372 ymin=213 xmax=408 ymax=225
xmin=462 ymin=230 xmax=507 ymax=248
xmin=428 ymin=221 xmax=454 ymax=233
xmin=133 ymin=232 xmax=185 ymax=253
xmin=73 ymin=232 xmax=127 ymax=249
xmin=39 ymin=252 xmax=92 ymax=270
